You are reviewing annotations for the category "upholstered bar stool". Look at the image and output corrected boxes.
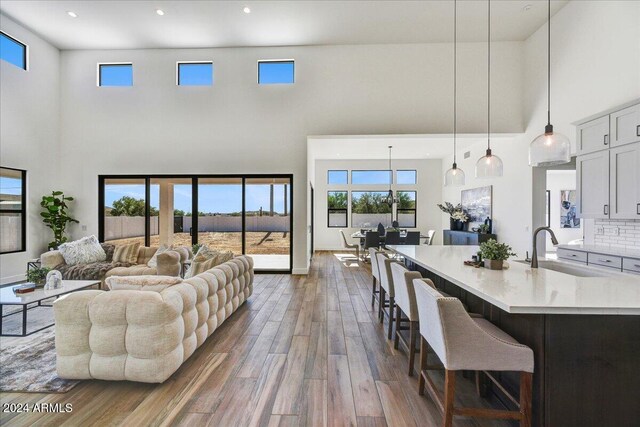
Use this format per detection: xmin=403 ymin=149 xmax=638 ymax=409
xmin=376 ymin=253 xmax=399 ymax=340
xmin=413 ymin=279 xmax=534 ymax=427
xmin=390 ymin=262 xmax=430 ymax=376
xmin=369 ymin=248 xmax=386 ymax=309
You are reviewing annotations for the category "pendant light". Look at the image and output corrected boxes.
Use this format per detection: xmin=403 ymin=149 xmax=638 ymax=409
xmin=476 ymin=0 xmax=503 ymax=178
xmin=444 ymin=0 xmax=466 ymax=187
xmin=528 ymin=0 xmax=570 ymax=166
xmin=385 ymin=145 xmax=397 ymax=208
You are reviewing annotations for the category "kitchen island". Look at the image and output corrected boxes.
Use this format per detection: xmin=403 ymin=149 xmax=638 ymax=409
xmin=387 ymin=245 xmax=640 ymax=427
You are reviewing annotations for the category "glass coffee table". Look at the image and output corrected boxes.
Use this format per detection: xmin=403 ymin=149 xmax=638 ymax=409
xmin=0 ymin=280 xmax=100 ymax=337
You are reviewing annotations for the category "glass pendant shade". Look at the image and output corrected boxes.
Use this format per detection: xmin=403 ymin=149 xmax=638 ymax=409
xmin=475 ymin=149 xmax=503 ymax=178
xmin=445 ymin=163 xmax=466 ymax=186
xmin=529 ymin=125 xmax=571 ymax=166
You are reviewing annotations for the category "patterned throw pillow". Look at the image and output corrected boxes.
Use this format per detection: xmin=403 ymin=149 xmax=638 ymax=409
xmin=105 ymin=275 xmax=183 ymax=291
xmin=113 ymin=242 xmax=141 ymax=264
xmin=58 ymin=235 xmax=107 ymax=266
xmin=147 ymin=244 xmax=171 ymax=268
xmin=184 ymin=246 xmax=234 ymax=278
xmin=101 ymin=243 xmax=115 ymax=262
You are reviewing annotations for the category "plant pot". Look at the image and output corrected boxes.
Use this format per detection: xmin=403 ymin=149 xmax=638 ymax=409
xmin=483 ymin=259 xmax=503 ymax=270
xmin=450 ymin=218 xmax=465 ymax=231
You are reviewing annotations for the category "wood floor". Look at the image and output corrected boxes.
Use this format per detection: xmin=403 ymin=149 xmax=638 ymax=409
xmin=0 ymin=252 xmax=510 ymax=427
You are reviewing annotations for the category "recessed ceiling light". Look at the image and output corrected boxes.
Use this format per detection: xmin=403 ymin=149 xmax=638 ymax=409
xmin=67 ymin=11 xmax=78 ymax=18
xmin=243 ymin=6 xmax=251 ymax=14
xmin=523 ymin=4 xmax=533 ymax=12
xmin=156 ymin=9 xmax=165 ymax=16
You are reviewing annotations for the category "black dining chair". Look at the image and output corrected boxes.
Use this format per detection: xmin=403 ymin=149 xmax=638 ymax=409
xmin=404 ymin=231 xmax=421 ymax=245
xmin=377 ymin=222 xmax=386 ymax=236
xmin=385 ymin=231 xmax=401 ymax=246
xmin=364 ymin=231 xmax=381 ymax=254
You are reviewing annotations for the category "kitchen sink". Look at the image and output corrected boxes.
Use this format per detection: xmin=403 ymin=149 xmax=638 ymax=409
xmin=515 ymin=260 xmax=613 ymax=277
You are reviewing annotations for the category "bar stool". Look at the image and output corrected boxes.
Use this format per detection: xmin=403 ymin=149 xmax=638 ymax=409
xmin=368 ymin=248 xmax=386 ymax=308
xmin=376 ymin=253 xmax=399 ymax=340
xmin=412 ymin=279 xmax=534 ymax=427
xmin=390 ymin=262 xmax=429 ymax=376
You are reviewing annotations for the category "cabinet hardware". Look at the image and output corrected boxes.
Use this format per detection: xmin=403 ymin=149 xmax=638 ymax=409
xmin=604 ymin=134 xmax=609 ymax=145
xmin=635 ymin=264 xmax=640 ymax=268
xmin=637 ymin=125 xmax=640 ymax=137
xmin=599 ymin=259 xmax=612 ymax=263
xmin=570 ymin=254 xmax=577 ymax=257
xmin=604 ymin=204 xmax=609 ymax=215
xmin=637 ymin=203 xmax=639 ymax=215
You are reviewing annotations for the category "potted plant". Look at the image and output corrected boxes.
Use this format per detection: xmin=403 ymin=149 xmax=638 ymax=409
xmin=26 ymin=266 xmax=51 ymax=287
xmin=40 ymin=191 xmax=79 ymax=250
xmin=479 ymin=239 xmax=517 ymax=270
xmin=478 ymin=223 xmax=491 ymax=234
xmin=437 ymin=202 xmax=469 ymax=231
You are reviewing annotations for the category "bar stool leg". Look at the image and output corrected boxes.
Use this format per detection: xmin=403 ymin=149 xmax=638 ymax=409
xmin=378 ymin=288 xmax=385 ymax=323
xmin=371 ymin=277 xmax=377 ymax=308
xmin=520 ymin=372 xmax=533 ymax=427
xmin=387 ymin=297 xmax=395 ymax=340
xmin=393 ymin=308 xmax=401 ymax=350
xmin=443 ymin=369 xmax=456 ymax=427
xmin=408 ymin=320 xmax=417 ymax=377
xmin=418 ymin=337 xmax=428 ymax=395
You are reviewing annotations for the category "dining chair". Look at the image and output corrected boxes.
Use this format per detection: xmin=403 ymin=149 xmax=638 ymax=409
xmin=405 ymin=231 xmax=421 ymax=245
xmin=425 ymin=229 xmax=436 ymax=245
xmin=339 ymin=230 xmax=359 ymax=261
xmin=369 ymin=248 xmax=386 ymax=308
xmin=377 ymin=222 xmax=386 ymax=236
xmin=384 ymin=231 xmax=401 ymax=246
xmin=376 ymin=253 xmax=400 ymax=340
xmin=413 ymin=279 xmax=534 ymax=427
xmin=364 ymin=231 xmax=381 ymax=253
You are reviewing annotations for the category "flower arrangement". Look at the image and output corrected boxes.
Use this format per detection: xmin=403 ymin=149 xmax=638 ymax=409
xmin=451 ymin=210 xmax=469 ymax=223
xmin=437 ymin=202 xmax=463 ymax=217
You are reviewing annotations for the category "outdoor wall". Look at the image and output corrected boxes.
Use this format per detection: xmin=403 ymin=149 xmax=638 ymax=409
xmin=313 ymin=158 xmax=442 ymax=251
xmin=57 ymin=41 xmax=523 ymax=274
xmin=0 ymin=14 xmax=60 ymax=284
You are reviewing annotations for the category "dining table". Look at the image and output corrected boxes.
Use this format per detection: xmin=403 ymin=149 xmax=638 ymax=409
xmin=350 ymin=230 xmax=429 ymax=244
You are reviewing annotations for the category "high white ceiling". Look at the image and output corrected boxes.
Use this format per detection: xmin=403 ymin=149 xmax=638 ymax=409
xmin=0 ymin=0 xmax=568 ymax=50
xmin=307 ymin=134 xmax=519 ymax=161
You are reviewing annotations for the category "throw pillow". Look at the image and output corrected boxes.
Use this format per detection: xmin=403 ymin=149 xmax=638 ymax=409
xmin=105 ymin=275 xmax=183 ymax=292
xmin=147 ymin=244 xmax=171 ymax=268
xmin=58 ymin=235 xmax=107 ymax=266
xmin=101 ymin=243 xmax=115 ymax=262
xmin=113 ymin=242 xmax=141 ymax=264
xmin=184 ymin=247 xmax=234 ymax=278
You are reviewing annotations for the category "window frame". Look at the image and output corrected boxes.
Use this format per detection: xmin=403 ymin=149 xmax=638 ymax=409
xmin=350 ymin=190 xmax=392 ymax=228
xmin=0 ymin=166 xmax=27 ymax=254
xmin=97 ymin=62 xmax=133 ymax=87
xmin=327 ymin=191 xmax=348 ymax=228
xmin=396 ymin=169 xmax=417 ymax=185
xmin=176 ymin=61 xmax=214 ymax=86
xmin=257 ymin=59 xmax=295 ymax=84
xmin=327 ymin=170 xmax=348 ymax=185
xmin=396 ymin=190 xmax=417 ymax=228
xmin=0 ymin=31 xmax=28 ymax=71
xmin=351 ymin=170 xmax=393 ymax=186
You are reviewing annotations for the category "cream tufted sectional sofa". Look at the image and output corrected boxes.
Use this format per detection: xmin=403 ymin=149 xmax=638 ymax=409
xmin=53 ymin=256 xmax=253 ymax=383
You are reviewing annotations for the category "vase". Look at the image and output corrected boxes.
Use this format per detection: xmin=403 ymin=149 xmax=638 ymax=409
xmin=450 ymin=219 xmax=465 ymax=231
xmin=484 ymin=259 xmax=503 ymax=270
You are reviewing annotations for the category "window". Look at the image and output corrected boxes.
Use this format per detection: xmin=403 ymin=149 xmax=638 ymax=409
xmin=351 ymin=170 xmax=392 ymax=185
xmin=177 ymin=62 xmax=213 ymax=86
xmin=397 ymin=191 xmax=417 ymax=228
xmin=98 ymin=63 xmax=133 ymax=86
xmin=0 ymin=31 xmax=27 ymax=70
xmin=327 ymin=191 xmax=348 ymax=228
xmin=397 ymin=170 xmax=417 ymax=185
xmin=258 ymin=60 xmax=294 ymax=84
xmin=0 ymin=167 xmax=26 ymax=254
xmin=327 ymin=170 xmax=348 ymax=185
xmin=351 ymin=191 xmax=392 ymax=228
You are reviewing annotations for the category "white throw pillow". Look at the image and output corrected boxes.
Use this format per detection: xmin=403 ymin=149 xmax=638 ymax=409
xmin=105 ymin=275 xmax=183 ymax=292
xmin=147 ymin=244 xmax=171 ymax=268
xmin=58 ymin=235 xmax=107 ymax=266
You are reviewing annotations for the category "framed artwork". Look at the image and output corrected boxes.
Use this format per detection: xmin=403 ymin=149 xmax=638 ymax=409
xmin=560 ymin=190 xmax=580 ymax=228
xmin=461 ymin=185 xmax=492 ymax=229
xmin=546 ymin=190 xmax=550 ymax=227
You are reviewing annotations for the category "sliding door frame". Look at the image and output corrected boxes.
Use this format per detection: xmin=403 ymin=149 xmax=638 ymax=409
xmin=98 ymin=173 xmax=293 ymax=273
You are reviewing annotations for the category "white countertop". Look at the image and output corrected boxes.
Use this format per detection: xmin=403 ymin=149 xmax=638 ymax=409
xmin=557 ymin=244 xmax=640 ymax=259
xmin=387 ymin=245 xmax=640 ymax=315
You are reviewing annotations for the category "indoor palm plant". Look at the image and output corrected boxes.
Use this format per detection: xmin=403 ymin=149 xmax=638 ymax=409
xmin=40 ymin=191 xmax=79 ymax=250
xmin=479 ymin=239 xmax=517 ymax=270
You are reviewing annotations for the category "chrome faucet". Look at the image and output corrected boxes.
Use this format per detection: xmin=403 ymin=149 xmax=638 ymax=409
xmin=531 ymin=226 xmax=558 ymax=268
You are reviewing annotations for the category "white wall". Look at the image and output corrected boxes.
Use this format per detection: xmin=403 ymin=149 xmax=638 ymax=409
xmin=57 ymin=42 xmax=523 ymax=274
xmin=546 ymin=170 xmax=581 ymax=251
xmin=0 ymin=14 xmax=60 ymax=284
xmin=314 ymin=159 xmax=442 ymax=250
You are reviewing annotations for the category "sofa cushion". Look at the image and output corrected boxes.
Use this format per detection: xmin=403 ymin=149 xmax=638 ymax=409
xmin=105 ymin=264 xmax=157 ymax=278
xmin=105 ymin=275 xmax=183 ymax=292
xmin=185 ymin=247 xmax=234 ymax=279
xmin=113 ymin=242 xmax=141 ymax=264
xmin=101 ymin=243 xmax=115 ymax=262
xmin=147 ymin=245 xmax=171 ymax=268
xmin=58 ymin=235 xmax=106 ymax=266
xmin=55 ymin=261 xmax=132 ymax=281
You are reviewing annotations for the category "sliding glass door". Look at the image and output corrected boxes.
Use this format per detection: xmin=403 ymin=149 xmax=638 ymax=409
xmin=99 ymin=175 xmax=292 ymax=272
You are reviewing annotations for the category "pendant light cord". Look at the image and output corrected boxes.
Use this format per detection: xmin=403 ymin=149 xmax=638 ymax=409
xmin=487 ymin=0 xmax=491 ymax=151
xmin=547 ymin=0 xmax=551 ymax=126
xmin=453 ymin=0 xmax=457 ymax=164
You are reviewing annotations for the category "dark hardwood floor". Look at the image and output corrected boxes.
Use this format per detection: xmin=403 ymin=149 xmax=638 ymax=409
xmin=0 ymin=251 xmax=510 ymax=426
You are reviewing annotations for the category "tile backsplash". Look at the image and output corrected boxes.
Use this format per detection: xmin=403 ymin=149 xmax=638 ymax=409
xmin=594 ymin=219 xmax=640 ymax=250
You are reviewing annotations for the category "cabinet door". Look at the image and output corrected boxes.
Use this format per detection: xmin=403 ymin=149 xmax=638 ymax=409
xmin=610 ymin=103 xmax=640 ymax=147
xmin=610 ymin=143 xmax=640 ymax=219
xmin=577 ymin=151 xmax=610 ymax=219
xmin=576 ymin=116 xmax=610 ymax=155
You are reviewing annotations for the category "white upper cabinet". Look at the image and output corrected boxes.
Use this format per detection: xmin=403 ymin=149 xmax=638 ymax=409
xmin=577 ymin=150 xmax=610 ymax=219
xmin=610 ymin=104 xmax=640 ymax=147
xmin=576 ymin=116 xmax=610 ymax=155
xmin=609 ymin=143 xmax=640 ymax=219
